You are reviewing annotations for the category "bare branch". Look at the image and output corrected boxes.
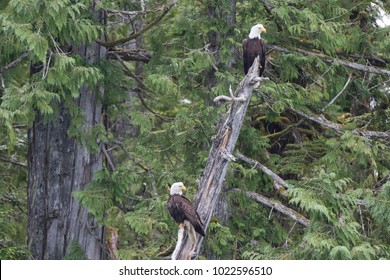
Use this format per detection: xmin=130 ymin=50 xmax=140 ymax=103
xmin=291 ymin=108 xmax=343 ymax=133
xmin=0 ymin=51 xmax=29 ymax=74
xmin=290 ymin=108 xmax=390 ymax=140
xmin=268 ymin=44 xmax=390 ymax=77
xmin=101 ymin=144 xmax=116 ymax=171
xmin=106 ymin=48 xmax=152 ymax=63
xmin=231 ymin=189 xmax=310 ymax=227
xmin=322 ymin=75 xmax=352 ymax=112
xmin=235 ymin=152 xmax=294 ymax=189
xmin=374 ymin=174 xmax=390 ymax=195
xmin=0 ymin=156 xmax=27 ymax=169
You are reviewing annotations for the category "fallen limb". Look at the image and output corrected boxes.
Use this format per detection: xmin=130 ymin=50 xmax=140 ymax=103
xmin=231 ymin=188 xmax=310 ymax=227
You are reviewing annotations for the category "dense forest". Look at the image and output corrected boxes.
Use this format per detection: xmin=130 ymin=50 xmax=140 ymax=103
xmin=0 ymin=0 xmax=389 ymax=260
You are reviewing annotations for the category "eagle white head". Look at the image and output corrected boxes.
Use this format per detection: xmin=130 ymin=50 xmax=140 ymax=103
xmin=248 ymin=24 xmax=267 ymax=39
xmin=170 ymin=182 xmax=186 ymax=195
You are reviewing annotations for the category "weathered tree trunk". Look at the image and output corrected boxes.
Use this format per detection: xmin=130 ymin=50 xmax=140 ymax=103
xmin=174 ymin=58 xmax=263 ymax=259
xmin=27 ymin=8 xmax=106 ymax=260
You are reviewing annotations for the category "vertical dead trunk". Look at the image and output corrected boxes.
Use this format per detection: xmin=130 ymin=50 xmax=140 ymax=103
xmin=174 ymin=58 xmax=262 ymax=259
xmin=27 ymin=8 xmax=106 ymax=260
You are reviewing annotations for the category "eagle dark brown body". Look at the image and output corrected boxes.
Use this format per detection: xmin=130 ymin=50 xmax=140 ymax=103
xmin=242 ymin=37 xmax=266 ymax=77
xmin=167 ymin=194 xmax=205 ymax=237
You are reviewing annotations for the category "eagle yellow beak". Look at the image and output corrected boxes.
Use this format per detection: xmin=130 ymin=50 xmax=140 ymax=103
xmin=261 ymin=27 xmax=267 ymax=33
xmin=181 ymin=185 xmax=187 ymax=192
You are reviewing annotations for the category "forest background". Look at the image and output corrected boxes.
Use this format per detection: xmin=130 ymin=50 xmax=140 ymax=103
xmin=0 ymin=0 xmax=389 ymax=260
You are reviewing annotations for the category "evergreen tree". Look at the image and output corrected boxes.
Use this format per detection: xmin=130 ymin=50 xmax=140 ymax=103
xmin=0 ymin=0 xmax=389 ymax=260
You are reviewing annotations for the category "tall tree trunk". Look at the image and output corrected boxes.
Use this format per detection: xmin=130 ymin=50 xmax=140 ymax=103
xmin=27 ymin=8 xmax=106 ymax=260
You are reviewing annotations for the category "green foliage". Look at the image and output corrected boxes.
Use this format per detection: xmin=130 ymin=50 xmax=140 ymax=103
xmin=204 ymin=221 xmax=235 ymax=258
xmin=63 ymin=241 xmax=87 ymax=260
xmin=1 ymin=0 xmax=390 ymax=260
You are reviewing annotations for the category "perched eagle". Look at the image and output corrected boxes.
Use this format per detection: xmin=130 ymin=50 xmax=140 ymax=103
xmin=167 ymin=182 xmax=205 ymax=237
xmin=242 ymin=24 xmax=267 ymax=76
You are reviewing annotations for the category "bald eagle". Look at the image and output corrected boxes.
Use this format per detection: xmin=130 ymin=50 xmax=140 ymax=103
xmin=167 ymin=182 xmax=205 ymax=237
xmin=242 ymin=24 xmax=267 ymax=76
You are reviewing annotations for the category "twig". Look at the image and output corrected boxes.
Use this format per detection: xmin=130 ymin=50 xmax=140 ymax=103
xmin=101 ymin=144 xmax=116 ymax=171
xmin=42 ymin=51 xmax=53 ymax=80
xmin=322 ymin=75 xmax=352 ymax=112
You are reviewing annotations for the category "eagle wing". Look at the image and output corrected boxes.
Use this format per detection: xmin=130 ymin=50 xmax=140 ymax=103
xmin=259 ymin=38 xmax=266 ymax=77
xmin=242 ymin=38 xmax=266 ymax=76
xmin=167 ymin=194 xmax=205 ymax=237
xmin=242 ymin=38 xmax=250 ymax=74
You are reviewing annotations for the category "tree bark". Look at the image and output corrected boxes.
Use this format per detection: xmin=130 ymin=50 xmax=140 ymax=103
xmin=27 ymin=8 xmax=106 ymax=260
xmin=173 ymin=57 xmax=263 ymax=259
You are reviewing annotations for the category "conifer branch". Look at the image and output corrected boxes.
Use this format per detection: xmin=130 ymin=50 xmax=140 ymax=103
xmin=0 ymin=51 xmax=29 ymax=74
xmin=231 ymin=189 xmax=310 ymax=227
xmin=268 ymin=44 xmax=390 ymax=77
xmin=97 ymin=1 xmax=177 ymax=48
